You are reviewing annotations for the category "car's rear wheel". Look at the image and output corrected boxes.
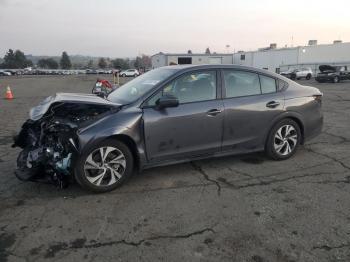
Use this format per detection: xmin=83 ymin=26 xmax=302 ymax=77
xmin=74 ymin=139 xmax=134 ymax=192
xmin=266 ymin=119 xmax=301 ymax=160
xmin=121 ymin=74 xmax=126 ymax=77
xmin=333 ymin=76 xmax=339 ymax=83
xmin=306 ymin=74 xmax=311 ymax=80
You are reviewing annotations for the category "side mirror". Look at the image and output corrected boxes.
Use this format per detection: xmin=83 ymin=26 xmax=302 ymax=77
xmin=156 ymin=95 xmax=179 ymax=109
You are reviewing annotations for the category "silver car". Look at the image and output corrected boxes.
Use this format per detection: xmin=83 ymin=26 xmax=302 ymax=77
xmin=14 ymin=65 xmax=323 ymax=192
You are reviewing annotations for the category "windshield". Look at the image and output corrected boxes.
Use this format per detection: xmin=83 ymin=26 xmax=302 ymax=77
xmin=108 ymin=68 xmax=176 ymax=104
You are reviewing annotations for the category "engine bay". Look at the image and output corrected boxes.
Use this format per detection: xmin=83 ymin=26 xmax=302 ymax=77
xmin=13 ymin=102 xmax=115 ymax=188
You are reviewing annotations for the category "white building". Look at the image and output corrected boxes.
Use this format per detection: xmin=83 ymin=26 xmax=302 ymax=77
xmin=151 ymin=53 xmax=233 ymax=68
xmin=152 ymin=41 xmax=350 ymax=74
xmin=233 ymin=41 xmax=350 ymax=73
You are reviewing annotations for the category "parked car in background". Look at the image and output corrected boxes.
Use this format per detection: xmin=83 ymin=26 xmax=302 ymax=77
xmin=0 ymin=70 xmax=12 ymax=76
xmin=316 ymin=65 xmax=350 ymax=83
xmin=281 ymin=68 xmax=313 ymax=80
xmin=293 ymin=68 xmax=313 ymax=80
xmin=86 ymin=69 xmax=97 ymax=74
xmin=96 ymin=69 xmax=104 ymax=74
xmin=4 ymin=70 xmax=17 ymax=75
xmin=14 ymin=65 xmax=323 ymax=192
xmin=119 ymin=69 xmax=139 ymax=77
xmin=280 ymin=68 xmax=295 ymax=79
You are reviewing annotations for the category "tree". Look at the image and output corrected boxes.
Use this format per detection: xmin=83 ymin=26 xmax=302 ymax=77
xmin=141 ymin=55 xmax=151 ymax=69
xmin=205 ymin=47 xmax=211 ymax=54
xmin=111 ymin=58 xmax=129 ymax=70
xmin=2 ymin=49 xmax=16 ymax=68
xmin=38 ymin=58 xmax=59 ymax=69
xmin=98 ymin=58 xmax=107 ymax=69
xmin=134 ymin=55 xmax=152 ymax=70
xmin=134 ymin=56 xmax=142 ymax=69
xmin=187 ymin=50 xmax=192 ymax=54
xmin=87 ymin=59 xmax=94 ymax=68
xmin=60 ymin=51 xmax=71 ymax=69
xmin=1 ymin=49 xmax=32 ymax=69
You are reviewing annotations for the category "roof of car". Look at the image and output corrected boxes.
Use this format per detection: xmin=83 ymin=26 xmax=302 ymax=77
xmin=161 ymin=64 xmax=283 ymax=78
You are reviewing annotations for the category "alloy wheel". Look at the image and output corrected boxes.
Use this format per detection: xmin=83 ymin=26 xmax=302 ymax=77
xmin=274 ymin=125 xmax=298 ymax=156
xmin=84 ymin=146 xmax=126 ymax=186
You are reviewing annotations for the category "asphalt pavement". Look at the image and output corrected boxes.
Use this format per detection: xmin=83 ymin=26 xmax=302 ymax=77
xmin=0 ymin=75 xmax=349 ymax=262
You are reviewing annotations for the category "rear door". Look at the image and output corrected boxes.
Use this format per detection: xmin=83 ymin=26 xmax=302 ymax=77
xmin=142 ymin=70 xmax=224 ymax=162
xmin=221 ymin=70 xmax=285 ymax=153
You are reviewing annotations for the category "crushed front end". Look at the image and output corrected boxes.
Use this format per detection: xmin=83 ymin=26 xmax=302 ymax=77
xmin=12 ymin=93 xmax=120 ymax=188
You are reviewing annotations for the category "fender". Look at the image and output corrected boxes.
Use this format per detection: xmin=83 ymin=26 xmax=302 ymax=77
xmin=264 ymin=111 xmax=306 ymax=144
xmin=76 ymin=108 xmax=146 ymax=167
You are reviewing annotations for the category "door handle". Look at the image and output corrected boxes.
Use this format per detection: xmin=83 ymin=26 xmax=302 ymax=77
xmin=266 ymin=101 xmax=280 ymax=108
xmin=207 ymin=109 xmax=222 ymax=116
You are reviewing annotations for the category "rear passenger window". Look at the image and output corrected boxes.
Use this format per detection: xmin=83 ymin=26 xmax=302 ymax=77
xmin=224 ymin=71 xmax=261 ymax=98
xmin=260 ymin=75 xmax=276 ymax=94
xmin=277 ymin=79 xmax=288 ymax=91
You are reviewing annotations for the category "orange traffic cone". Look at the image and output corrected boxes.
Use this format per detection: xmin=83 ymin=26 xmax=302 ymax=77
xmin=5 ymin=86 xmax=14 ymax=100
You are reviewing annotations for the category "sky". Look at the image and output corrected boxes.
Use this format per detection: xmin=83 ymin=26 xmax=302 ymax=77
xmin=0 ymin=0 xmax=349 ymax=57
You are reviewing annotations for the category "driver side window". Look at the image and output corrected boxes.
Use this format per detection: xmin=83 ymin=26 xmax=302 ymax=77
xmin=147 ymin=70 xmax=217 ymax=106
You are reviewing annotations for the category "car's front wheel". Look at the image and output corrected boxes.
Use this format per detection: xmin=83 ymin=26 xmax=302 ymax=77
xmin=306 ymin=74 xmax=311 ymax=80
xmin=333 ymin=76 xmax=339 ymax=83
xmin=266 ymin=119 xmax=301 ymax=160
xmin=74 ymin=139 xmax=134 ymax=192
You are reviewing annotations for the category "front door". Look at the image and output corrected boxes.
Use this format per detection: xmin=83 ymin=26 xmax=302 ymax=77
xmin=142 ymin=70 xmax=224 ymax=162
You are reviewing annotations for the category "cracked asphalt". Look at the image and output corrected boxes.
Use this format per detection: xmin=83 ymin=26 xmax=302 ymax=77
xmin=0 ymin=75 xmax=349 ymax=262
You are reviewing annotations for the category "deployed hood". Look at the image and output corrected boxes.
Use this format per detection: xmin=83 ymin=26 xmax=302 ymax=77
xmin=30 ymin=93 xmax=121 ymax=121
xmin=319 ymin=65 xmax=336 ymax=73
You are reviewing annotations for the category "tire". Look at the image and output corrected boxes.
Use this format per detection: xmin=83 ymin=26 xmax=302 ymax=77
xmin=134 ymin=74 xmax=137 ymax=77
xmin=74 ymin=139 xmax=134 ymax=193
xmin=306 ymin=74 xmax=311 ymax=80
xmin=265 ymin=119 xmax=301 ymax=160
xmin=121 ymin=74 xmax=126 ymax=77
xmin=290 ymin=74 xmax=296 ymax=80
xmin=333 ymin=76 xmax=339 ymax=83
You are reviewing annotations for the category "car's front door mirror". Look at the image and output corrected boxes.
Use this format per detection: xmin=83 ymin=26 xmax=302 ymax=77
xmin=156 ymin=94 xmax=179 ymax=109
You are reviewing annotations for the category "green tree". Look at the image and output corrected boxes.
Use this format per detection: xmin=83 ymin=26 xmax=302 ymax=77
xmin=1 ymin=49 xmax=32 ymax=68
xmin=3 ymin=49 xmax=16 ymax=68
xmin=38 ymin=58 xmax=59 ymax=69
xmin=134 ymin=56 xmax=142 ymax=69
xmin=141 ymin=55 xmax=151 ymax=69
xmin=111 ymin=58 xmax=129 ymax=70
xmin=134 ymin=55 xmax=151 ymax=70
xmin=60 ymin=51 xmax=71 ymax=69
xmin=98 ymin=58 xmax=107 ymax=69
xmin=87 ymin=59 xmax=94 ymax=68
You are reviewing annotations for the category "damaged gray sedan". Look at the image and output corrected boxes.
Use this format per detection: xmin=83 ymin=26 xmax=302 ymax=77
xmin=13 ymin=65 xmax=323 ymax=192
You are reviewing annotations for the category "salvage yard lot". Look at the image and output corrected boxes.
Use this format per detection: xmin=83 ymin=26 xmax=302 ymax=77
xmin=0 ymin=75 xmax=349 ymax=262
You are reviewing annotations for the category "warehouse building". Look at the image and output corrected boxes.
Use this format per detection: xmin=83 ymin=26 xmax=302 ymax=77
xmin=151 ymin=53 xmax=233 ymax=68
xmin=152 ymin=41 xmax=350 ymax=74
xmin=233 ymin=41 xmax=350 ymax=74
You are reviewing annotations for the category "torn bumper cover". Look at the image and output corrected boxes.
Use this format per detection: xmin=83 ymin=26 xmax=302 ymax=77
xmin=12 ymin=93 xmax=120 ymax=188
